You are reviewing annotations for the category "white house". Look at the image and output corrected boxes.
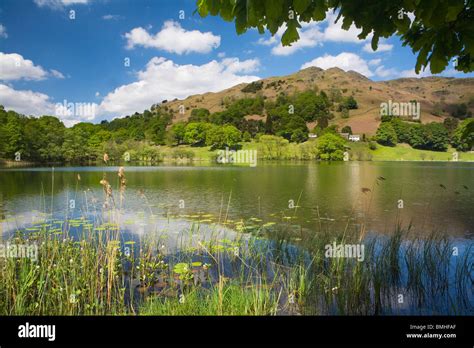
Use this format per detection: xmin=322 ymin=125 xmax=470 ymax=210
xmin=348 ymin=134 xmax=361 ymax=142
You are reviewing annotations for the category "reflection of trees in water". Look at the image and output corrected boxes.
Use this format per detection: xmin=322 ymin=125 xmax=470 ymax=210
xmin=0 ymin=192 xmax=5 ymax=220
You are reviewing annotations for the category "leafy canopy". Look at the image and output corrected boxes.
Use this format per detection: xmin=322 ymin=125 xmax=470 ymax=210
xmin=196 ymin=0 xmax=474 ymax=74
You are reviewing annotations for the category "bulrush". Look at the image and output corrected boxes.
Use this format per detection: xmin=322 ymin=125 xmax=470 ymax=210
xmin=118 ymin=166 xmax=126 ymax=205
xmin=99 ymin=176 xmax=113 ymax=208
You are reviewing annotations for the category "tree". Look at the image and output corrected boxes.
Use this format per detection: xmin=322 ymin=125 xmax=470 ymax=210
xmin=258 ymin=135 xmax=289 ymax=159
xmin=339 ymin=96 xmax=358 ymax=111
xmin=422 ymin=123 xmax=449 ymax=151
xmin=184 ymin=122 xmax=210 ymax=145
xmin=223 ymin=124 xmax=242 ymax=147
xmin=375 ymin=122 xmax=398 ymax=146
xmin=189 ymin=108 xmax=210 ymax=122
xmin=341 ymin=126 xmax=352 ymax=134
xmin=197 ymin=0 xmax=474 ymax=74
xmin=316 ymin=133 xmax=346 ymax=161
xmin=290 ymin=128 xmax=308 ymax=143
xmin=242 ymin=131 xmax=252 ymax=142
xmin=167 ymin=122 xmax=187 ymax=145
xmin=390 ymin=117 xmax=412 ymax=144
xmin=443 ymin=117 xmax=459 ymax=135
xmin=452 ymin=119 xmax=474 ymax=151
xmin=340 ymin=108 xmax=349 ymax=119
xmin=241 ymin=81 xmax=263 ymax=93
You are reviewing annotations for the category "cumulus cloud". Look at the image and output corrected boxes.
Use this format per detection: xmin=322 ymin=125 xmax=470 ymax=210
xmin=0 ymin=52 xmax=65 ymax=81
xmin=124 ymin=20 xmax=220 ymax=54
xmin=363 ymin=42 xmax=393 ymax=53
xmin=258 ymin=12 xmax=371 ymax=56
xmin=0 ymin=24 xmax=7 ymax=39
xmin=102 ymin=14 xmax=123 ymax=20
xmin=270 ymin=23 xmax=324 ymax=56
xmin=0 ymin=84 xmax=98 ymax=126
xmin=98 ymin=57 xmax=260 ymax=116
xmin=374 ymin=65 xmax=399 ymax=78
xmin=322 ymin=12 xmax=371 ymax=43
xmin=0 ymin=84 xmax=54 ymax=116
xmin=33 ymin=0 xmax=89 ymax=9
xmin=301 ymin=52 xmax=374 ymax=77
xmin=0 ymin=52 xmax=48 ymax=81
xmin=50 ymin=69 xmax=65 ymax=79
xmin=368 ymin=58 xmax=382 ymax=66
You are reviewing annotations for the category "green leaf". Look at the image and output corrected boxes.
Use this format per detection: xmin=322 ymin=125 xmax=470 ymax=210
xmin=446 ymin=2 xmax=464 ymax=22
xmin=265 ymin=0 xmax=284 ymax=20
xmin=197 ymin=0 xmax=209 ymax=17
xmin=293 ymin=0 xmax=311 ymax=13
xmin=173 ymin=263 xmax=189 ymax=274
xmin=281 ymin=20 xmax=300 ymax=46
xmin=312 ymin=0 xmax=326 ymax=21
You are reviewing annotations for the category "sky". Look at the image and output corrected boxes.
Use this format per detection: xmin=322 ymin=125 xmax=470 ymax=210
xmin=0 ymin=0 xmax=472 ymax=126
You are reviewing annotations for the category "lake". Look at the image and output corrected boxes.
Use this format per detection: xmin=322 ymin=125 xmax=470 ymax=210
xmin=1 ymin=161 xmax=473 ymax=240
xmin=1 ymin=161 xmax=473 ymax=315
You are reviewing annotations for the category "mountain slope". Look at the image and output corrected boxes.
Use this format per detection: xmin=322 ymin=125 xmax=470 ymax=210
xmin=160 ymin=67 xmax=474 ymax=135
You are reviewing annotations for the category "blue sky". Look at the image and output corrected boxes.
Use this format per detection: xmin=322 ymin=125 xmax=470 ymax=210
xmin=0 ymin=0 xmax=472 ymax=126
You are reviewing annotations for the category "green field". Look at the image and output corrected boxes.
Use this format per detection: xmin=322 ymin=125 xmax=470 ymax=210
xmin=369 ymin=144 xmax=474 ymax=162
xmin=158 ymin=141 xmax=474 ymax=163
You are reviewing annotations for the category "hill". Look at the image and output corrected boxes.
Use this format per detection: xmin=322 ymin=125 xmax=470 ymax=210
xmin=159 ymin=67 xmax=474 ymax=136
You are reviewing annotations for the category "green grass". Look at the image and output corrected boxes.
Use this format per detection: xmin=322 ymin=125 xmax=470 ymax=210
xmin=158 ymin=141 xmax=474 ymax=164
xmin=1 ymin=216 xmax=471 ymax=315
xmin=369 ymin=144 xmax=474 ymax=162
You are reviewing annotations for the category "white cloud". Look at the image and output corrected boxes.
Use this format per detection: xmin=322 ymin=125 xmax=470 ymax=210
xmin=0 ymin=24 xmax=7 ymax=39
xmin=257 ymin=35 xmax=279 ymax=46
xmin=33 ymin=0 xmax=89 ymax=9
xmin=301 ymin=52 xmax=374 ymax=77
xmin=220 ymin=57 xmax=260 ymax=74
xmin=50 ymin=69 xmax=65 ymax=79
xmin=322 ymin=12 xmax=371 ymax=43
xmin=95 ymin=91 xmax=100 ymax=97
xmin=0 ymin=52 xmax=65 ymax=81
xmin=102 ymin=14 xmax=122 ymax=20
xmin=0 ymin=52 xmax=48 ymax=81
xmin=363 ymin=42 xmax=393 ymax=53
xmin=0 ymin=84 xmax=54 ymax=116
xmin=124 ymin=20 xmax=220 ymax=54
xmin=258 ymin=12 xmax=371 ymax=56
xmin=217 ymin=52 xmax=226 ymax=58
xmin=374 ymin=65 xmax=399 ymax=78
xmin=399 ymin=68 xmax=432 ymax=78
xmin=270 ymin=23 xmax=324 ymax=56
xmin=98 ymin=57 xmax=260 ymax=116
xmin=368 ymin=58 xmax=382 ymax=66
xmin=0 ymin=84 xmax=98 ymax=126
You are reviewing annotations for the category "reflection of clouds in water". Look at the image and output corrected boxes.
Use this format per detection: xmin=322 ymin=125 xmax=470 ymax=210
xmin=116 ymin=211 xmax=246 ymax=255
xmin=0 ymin=209 xmax=247 ymax=256
xmin=1 ymin=210 xmax=46 ymax=236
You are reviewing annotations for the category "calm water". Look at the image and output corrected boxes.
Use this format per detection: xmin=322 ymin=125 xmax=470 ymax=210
xmin=0 ymin=162 xmax=473 ymax=240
